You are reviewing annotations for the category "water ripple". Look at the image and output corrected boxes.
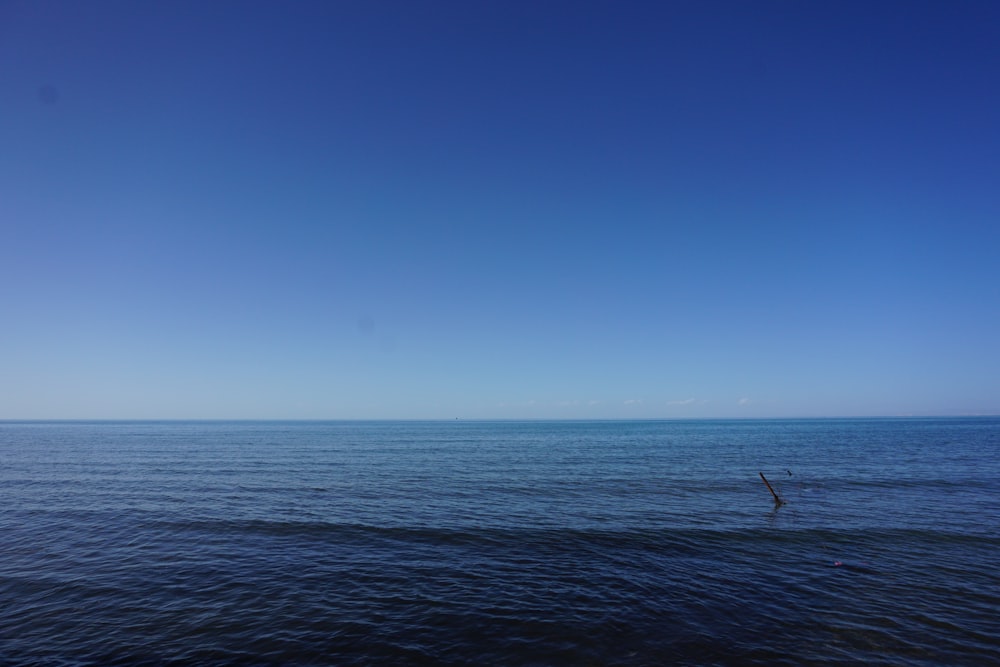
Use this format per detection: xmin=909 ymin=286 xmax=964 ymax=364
xmin=2 ymin=419 xmax=999 ymax=665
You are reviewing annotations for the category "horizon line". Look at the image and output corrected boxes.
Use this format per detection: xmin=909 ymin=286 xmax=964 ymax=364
xmin=1 ymin=414 xmax=997 ymax=423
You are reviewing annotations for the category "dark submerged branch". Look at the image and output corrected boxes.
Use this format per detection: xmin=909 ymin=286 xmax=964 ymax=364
xmin=759 ymin=471 xmax=785 ymax=506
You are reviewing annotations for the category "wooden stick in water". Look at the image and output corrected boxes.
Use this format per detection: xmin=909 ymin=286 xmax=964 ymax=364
xmin=759 ymin=471 xmax=784 ymax=505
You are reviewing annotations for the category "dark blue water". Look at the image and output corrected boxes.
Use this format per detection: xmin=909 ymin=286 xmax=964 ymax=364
xmin=2 ymin=419 xmax=998 ymax=665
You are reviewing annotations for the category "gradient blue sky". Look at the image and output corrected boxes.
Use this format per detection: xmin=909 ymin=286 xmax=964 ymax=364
xmin=2 ymin=0 xmax=998 ymax=419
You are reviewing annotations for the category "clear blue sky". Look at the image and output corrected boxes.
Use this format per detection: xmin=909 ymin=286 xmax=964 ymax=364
xmin=2 ymin=0 xmax=998 ymax=419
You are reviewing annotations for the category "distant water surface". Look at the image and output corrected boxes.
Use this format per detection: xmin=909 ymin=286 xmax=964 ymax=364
xmin=2 ymin=419 xmax=998 ymax=665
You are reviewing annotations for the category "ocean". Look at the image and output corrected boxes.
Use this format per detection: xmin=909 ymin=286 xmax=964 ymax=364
xmin=1 ymin=418 xmax=998 ymax=665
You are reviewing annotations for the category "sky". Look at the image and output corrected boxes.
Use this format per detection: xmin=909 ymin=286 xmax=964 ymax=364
xmin=2 ymin=0 xmax=998 ymax=419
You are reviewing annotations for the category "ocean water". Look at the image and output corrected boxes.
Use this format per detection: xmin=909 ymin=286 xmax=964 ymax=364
xmin=1 ymin=418 xmax=998 ymax=666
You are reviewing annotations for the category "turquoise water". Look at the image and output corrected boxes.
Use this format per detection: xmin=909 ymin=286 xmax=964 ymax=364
xmin=2 ymin=419 xmax=998 ymax=665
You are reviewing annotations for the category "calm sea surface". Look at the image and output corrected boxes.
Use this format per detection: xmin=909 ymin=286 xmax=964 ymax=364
xmin=1 ymin=419 xmax=998 ymax=665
